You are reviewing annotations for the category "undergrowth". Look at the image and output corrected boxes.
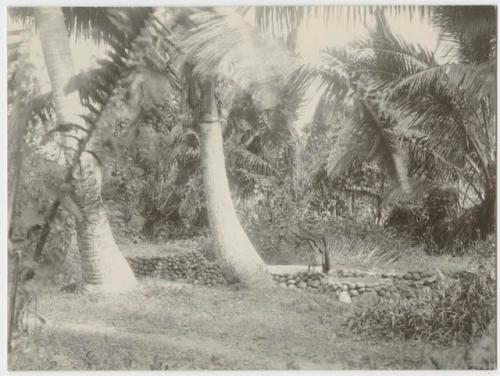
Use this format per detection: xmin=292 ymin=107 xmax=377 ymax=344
xmin=346 ymin=270 xmax=496 ymax=345
xmin=245 ymin=217 xmax=419 ymax=268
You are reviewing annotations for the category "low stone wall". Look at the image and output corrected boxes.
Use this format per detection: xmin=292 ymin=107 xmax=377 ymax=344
xmin=126 ymin=252 xmax=439 ymax=301
xmin=273 ymin=269 xmax=440 ymax=301
xmin=126 ymin=251 xmax=227 ymax=286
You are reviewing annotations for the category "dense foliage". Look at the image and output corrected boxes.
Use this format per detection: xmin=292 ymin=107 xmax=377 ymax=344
xmin=6 ymin=5 xmax=497 ymax=371
xmin=346 ymin=255 xmax=496 ymax=344
xmin=9 ymin=6 xmax=495 ymax=256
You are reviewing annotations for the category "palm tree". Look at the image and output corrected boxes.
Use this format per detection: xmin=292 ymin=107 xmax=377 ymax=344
xmin=9 ymin=7 xmax=157 ymax=291
xmin=152 ymin=6 xmax=436 ymax=285
xmin=287 ymin=14 xmax=412 ymax=199
xmin=291 ymin=7 xmax=496 ymax=246
xmin=7 ymin=29 xmax=32 ymax=234
xmin=35 ymin=8 xmax=139 ymax=292
xmin=398 ymin=6 xmax=496 ymax=244
xmin=149 ymin=8 xmax=304 ymax=287
xmin=196 ymin=79 xmax=269 ymax=286
xmin=368 ymin=7 xmax=496 ymax=244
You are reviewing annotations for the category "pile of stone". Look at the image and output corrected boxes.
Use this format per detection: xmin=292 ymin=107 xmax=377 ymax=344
xmin=330 ymin=268 xmax=437 ymax=282
xmin=272 ymin=272 xmax=329 ymax=290
xmin=390 ymin=271 xmax=438 ymax=285
xmin=126 ymin=251 xmax=227 ymax=286
xmin=323 ymin=279 xmax=397 ymax=298
xmin=331 ymin=269 xmax=439 ymax=287
xmin=272 ymin=271 xmax=396 ymax=297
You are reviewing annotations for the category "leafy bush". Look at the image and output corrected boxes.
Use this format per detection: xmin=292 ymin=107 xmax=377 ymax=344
xmin=346 ymin=270 xmax=495 ymax=345
xmin=385 ymin=188 xmax=462 ymax=253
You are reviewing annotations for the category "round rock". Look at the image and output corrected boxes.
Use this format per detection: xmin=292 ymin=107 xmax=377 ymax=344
xmin=338 ymin=291 xmax=352 ymax=304
xmin=309 ymin=279 xmax=320 ymax=288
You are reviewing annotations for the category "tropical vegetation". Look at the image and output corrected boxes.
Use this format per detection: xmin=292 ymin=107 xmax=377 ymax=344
xmin=6 ymin=4 xmax=496 ymax=371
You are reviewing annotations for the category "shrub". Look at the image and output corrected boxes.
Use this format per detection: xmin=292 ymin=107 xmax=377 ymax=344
xmin=346 ymin=270 xmax=496 ymax=345
xmin=385 ymin=188 xmax=461 ymax=253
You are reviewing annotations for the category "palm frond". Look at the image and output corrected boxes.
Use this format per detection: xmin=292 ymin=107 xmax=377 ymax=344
xmin=176 ymin=8 xmax=298 ymax=94
xmin=224 ymin=141 xmax=277 ymax=177
xmin=432 ymin=6 xmax=496 ymax=65
xmin=250 ymin=5 xmax=431 ymax=36
xmin=387 ymin=62 xmax=495 ymax=107
xmin=381 ymin=178 xmax=449 ymax=208
xmin=290 ymin=46 xmax=352 ymax=102
xmin=350 ymin=10 xmax=438 ymax=94
xmin=9 ymin=7 xmax=153 ymax=43
xmin=326 ymin=98 xmax=410 ymax=192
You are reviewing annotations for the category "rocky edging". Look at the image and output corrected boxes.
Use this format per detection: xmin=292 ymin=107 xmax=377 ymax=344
xmin=126 ymin=252 xmax=440 ymax=303
xmin=126 ymin=251 xmax=227 ymax=287
xmin=273 ymin=269 xmax=442 ymax=303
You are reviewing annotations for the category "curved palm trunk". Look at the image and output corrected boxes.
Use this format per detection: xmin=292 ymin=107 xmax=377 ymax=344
xmin=37 ymin=8 xmax=136 ymax=292
xmin=199 ymin=79 xmax=273 ymax=288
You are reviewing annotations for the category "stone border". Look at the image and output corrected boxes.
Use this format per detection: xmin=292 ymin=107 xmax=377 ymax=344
xmin=272 ymin=269 xmax=440 ymax=302
xmin=126 ymin=251 xmax=227 ymax=287
xmin=126 ymin=254 xmax=440 ymax=303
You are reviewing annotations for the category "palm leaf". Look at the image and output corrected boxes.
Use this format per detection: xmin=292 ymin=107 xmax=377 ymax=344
xmin=290 ymin=46 xmax=352 ymax=102
xmin=175 ymin=8 xmax=298 ymax=94
xmin=250 ymin=5 xmax=431 ymax=36
xmin=9 ymin=7 xmax=153 ymax=43
xmin=326 ymin=98 xmax=410 ymax=193
xmin=381 ymin=178 xmax=449 ymax=208
xmin=432 ymin=6 xmax=496 ymax=65
xmin=224 ymin=141 xmax=277 ymax=177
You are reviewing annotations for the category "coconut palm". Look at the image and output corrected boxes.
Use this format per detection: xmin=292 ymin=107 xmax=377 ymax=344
xmin=33 ymin=8 xmax=140 ymax=292
xmin=9 ymin=7 xmax=155 ymax=292
xmin=396 ymin=6 xmax=496 ymax=244
xmin=162 ymin=8 xmax=300 ymax=287
xmin=150 ymin=6 xmax=440 ymax=285
xmin=291 ymin=6 xmax=496 ymax=245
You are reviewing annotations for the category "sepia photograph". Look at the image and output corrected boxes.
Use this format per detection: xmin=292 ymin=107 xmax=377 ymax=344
xmin=4 ymin=3 xmax=497 ymax=371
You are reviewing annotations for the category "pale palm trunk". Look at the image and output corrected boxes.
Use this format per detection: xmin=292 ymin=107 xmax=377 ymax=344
xmin=37 ymin=8 xmax=136 ymax=292
xmin=199 ymin=79 xmax=273 ymax=288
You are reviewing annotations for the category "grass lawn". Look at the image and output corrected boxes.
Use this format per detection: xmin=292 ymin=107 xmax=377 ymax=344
xmin=9 ymin=277 xmax=463 ymax=370
xmin=9 ymin=236 xmax=489 ymax=371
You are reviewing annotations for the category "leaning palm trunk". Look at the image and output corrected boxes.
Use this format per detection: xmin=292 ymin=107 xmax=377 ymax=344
xmin=199 ymin=79 xmax=273 ymax=288
xmin=37 ymin=8 xmax=136 ymax=292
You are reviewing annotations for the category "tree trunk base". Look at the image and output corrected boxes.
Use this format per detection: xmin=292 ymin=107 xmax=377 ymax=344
xmin=200 ymin=119 xmax=274 ymax=289
xmin=75 ymin=207 xmax=137 ymax=294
